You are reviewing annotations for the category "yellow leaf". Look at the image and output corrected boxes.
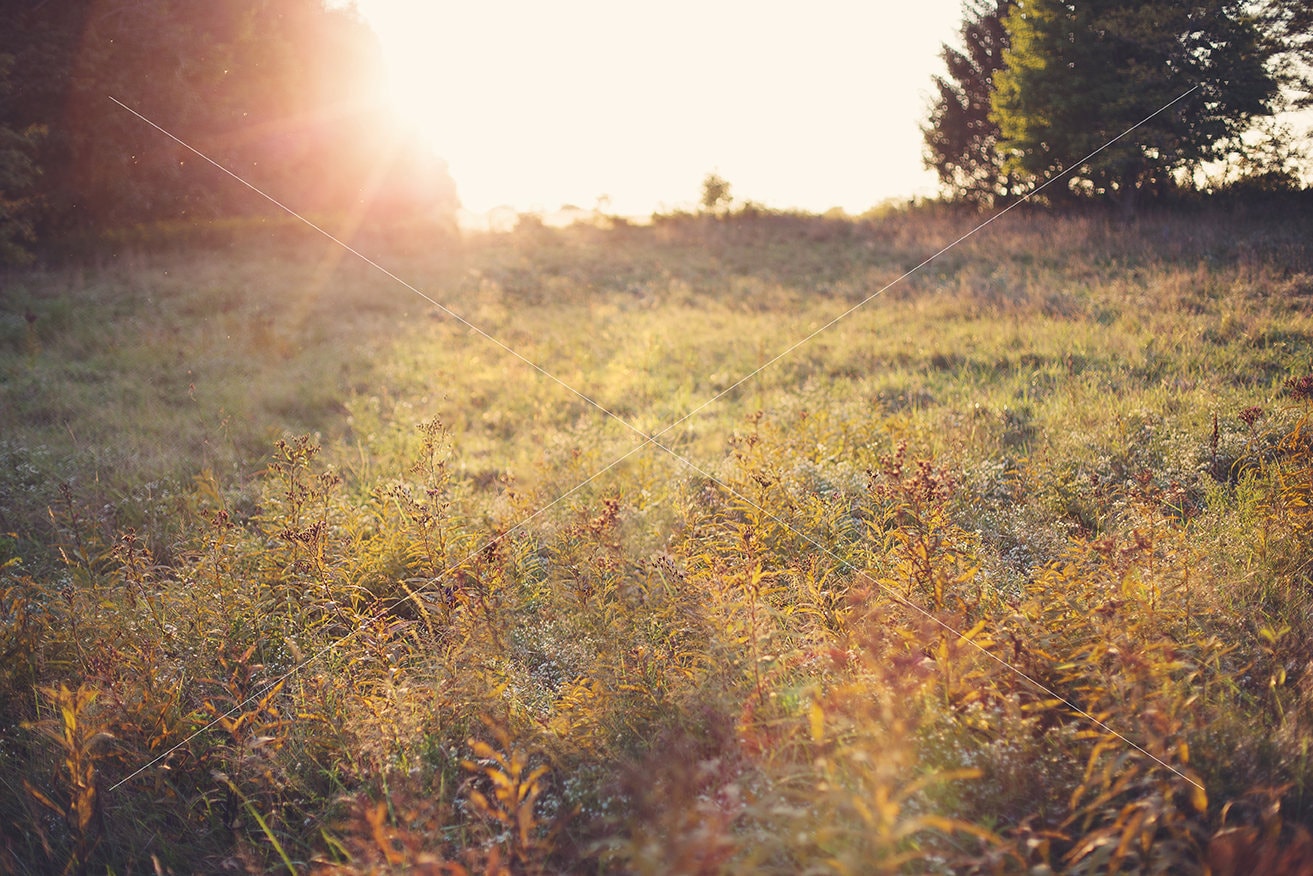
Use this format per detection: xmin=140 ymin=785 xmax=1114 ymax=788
xmin=1189 ymin=782 xmax=1208 ymax=813
xmin=74 ymin=787 xmax=96 ymax=831
xmin=467 ymin=789 xmax=494 ymax=817
xmin=23 ymin=780 xmax=63 ymax=816
xmin=808 ymin=700 xmax=825 ymax=744
xmin=1113 ymin=807 xmax=1148 ymax=869
xmin=1258 ymin=625 xmax=1288 ymax=645
xmin=488 ymin=769 xmax=515 ymax=795
xmin=523 ymin=765 xmax=549 ymax=792
xmin=365 ymin=802 xmax=402 ymax=865
xmin=875 ymin=785 xmax=900 ymax=825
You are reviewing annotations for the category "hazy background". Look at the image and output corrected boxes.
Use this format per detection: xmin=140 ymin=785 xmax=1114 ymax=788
xmin=354 ymin=0 xmax=967 ymax=218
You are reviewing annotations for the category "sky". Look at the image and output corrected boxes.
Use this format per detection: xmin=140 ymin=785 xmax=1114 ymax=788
xmin=351 ymin=1 xmax=966 ymax=218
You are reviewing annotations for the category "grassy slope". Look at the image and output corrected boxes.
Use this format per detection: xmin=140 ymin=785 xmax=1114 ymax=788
xmin=2 ymin=207 xmax=1313 ymax=873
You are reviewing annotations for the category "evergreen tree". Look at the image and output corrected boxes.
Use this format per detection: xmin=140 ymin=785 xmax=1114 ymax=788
xmin=923 ymin=0 xmax=1017 ymax=205
xmin=1260 ymin=0 xmax=1312 ymax=110
xmin=991 ymin=0 xmax=1281 ymax=217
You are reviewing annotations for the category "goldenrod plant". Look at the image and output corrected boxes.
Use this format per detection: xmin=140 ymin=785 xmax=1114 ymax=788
xmin=2 ymin=207 xmax=1313 ymax=872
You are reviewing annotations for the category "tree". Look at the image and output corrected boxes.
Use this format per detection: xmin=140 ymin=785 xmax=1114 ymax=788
xmin=0 ymin=1 xmax=85 ymax=262
xmin=0 ymin=0 xmax=458 ymax=252
xmin=700 ymin=172 xmax=732 ymax=214
xmin=923 ymin=0 xmax=1017 ymax=205
xmin=0 ymin=52 xmax=43 ymax=263
xmin=1258 ymin=0 xmax=1312 ymax=110
xmin=991 ymin=0 xmax=1282 ymax=217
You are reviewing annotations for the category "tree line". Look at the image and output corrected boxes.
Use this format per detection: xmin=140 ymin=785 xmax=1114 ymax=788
xmin=0 ymin=0 xmax=458 ymax=264
xmin=924 ymin=0 xmax=1312 ymax=215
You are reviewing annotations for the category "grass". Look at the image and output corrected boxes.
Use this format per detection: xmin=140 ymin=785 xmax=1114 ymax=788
xmin=2 ymin=205 xmax=1313 ymax=873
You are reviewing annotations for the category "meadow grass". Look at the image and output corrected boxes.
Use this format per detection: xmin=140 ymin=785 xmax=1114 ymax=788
xmin=2 ymin=206 xmax=1313 ymax=873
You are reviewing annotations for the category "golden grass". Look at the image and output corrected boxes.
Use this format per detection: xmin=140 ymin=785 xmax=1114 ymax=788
xmin=2 ymin=206 xmax=1313 ymax=873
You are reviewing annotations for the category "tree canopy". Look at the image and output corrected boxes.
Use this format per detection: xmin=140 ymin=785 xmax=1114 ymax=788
xmin=0 ymin=0 xmax=458 ymax=261
xmin=922 ymin=0 xmax=1017 ymax=207
xmin=1260 ymin=0 xmax=1312 ymax=110
xmin=925 ymin=0 xmax=1299 ymax=213
xmin=700 ymin=172 xmax=733 ymax=214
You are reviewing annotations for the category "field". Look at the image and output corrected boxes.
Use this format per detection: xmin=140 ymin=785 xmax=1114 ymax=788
xmin=3 ymin=206 xmax=1313 ymax=873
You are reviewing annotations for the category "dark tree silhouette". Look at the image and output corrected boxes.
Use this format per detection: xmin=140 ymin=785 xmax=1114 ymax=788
xmin=922 ymin=0 xmax=1017 ymax=206
xmin=0 ymin=50 xmax=43 ymax=263
xmin=0 ymin=0 xmax=459 ymax=259
xmin=1260 ymin=0 xmax=1312 ymax=110
xmin=700 ymin=172 xmax=732 ymax=214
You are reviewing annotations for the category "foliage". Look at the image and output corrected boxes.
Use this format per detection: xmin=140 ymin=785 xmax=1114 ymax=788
xmin=991 ymin=0 xmax=1283 ymax=216
xmin=0 ymin=0 xmax=458 ymax=257
xmin=2 ymin=209 xmax=1313 ymax=872
xmin=701 ymin=172 xmax=733 ymax=214
xmin=0 ymin=51 xmax=42 ymax=264
xmin=923 ymin=0 xmax=1018 ymax=206
xmin=1259 ymin=0 xmax=1313 ymax=110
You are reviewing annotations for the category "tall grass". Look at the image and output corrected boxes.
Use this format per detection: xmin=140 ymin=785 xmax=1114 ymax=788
xmin=2 ymin=206 xmax=1313 ymax=873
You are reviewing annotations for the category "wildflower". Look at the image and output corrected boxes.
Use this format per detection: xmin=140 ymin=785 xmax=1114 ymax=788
xmin=1285 ymin=374 xmax=1313 ymax=400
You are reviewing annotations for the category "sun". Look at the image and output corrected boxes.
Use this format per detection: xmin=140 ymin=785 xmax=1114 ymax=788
xmin=352 ymin=1 xmax=961 ymax=217
xmin=354 ymin=1 xmax=555 ymax=215
xmin=351 ymin=0 xmax=747 ymax=216
xmin=359 ymin=6 xmax=452 ymax=148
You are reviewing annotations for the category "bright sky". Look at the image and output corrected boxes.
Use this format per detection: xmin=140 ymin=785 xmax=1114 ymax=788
xmin=352 ymin=1 xmax=964 ymax=218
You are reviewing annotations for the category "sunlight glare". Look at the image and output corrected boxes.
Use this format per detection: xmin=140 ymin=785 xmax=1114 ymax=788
xmin=355 ymin=1 xmax=964 ymax=218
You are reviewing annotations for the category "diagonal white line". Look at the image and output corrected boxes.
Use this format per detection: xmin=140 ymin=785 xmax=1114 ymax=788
xmin=645 ymin=446 xmax=1204 ymax=788
xmin=106 ymin=86 xmax=1204 ymax=792
xmin=640 ymin=85 xmax=1200 ymax=442
xmin=107 ymin=96 xmax=653 ymax=449
xmin=105 ymin=97 xmax=674 ymax=790
xmin=109 ymin=442 xmax=640 ymax=791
